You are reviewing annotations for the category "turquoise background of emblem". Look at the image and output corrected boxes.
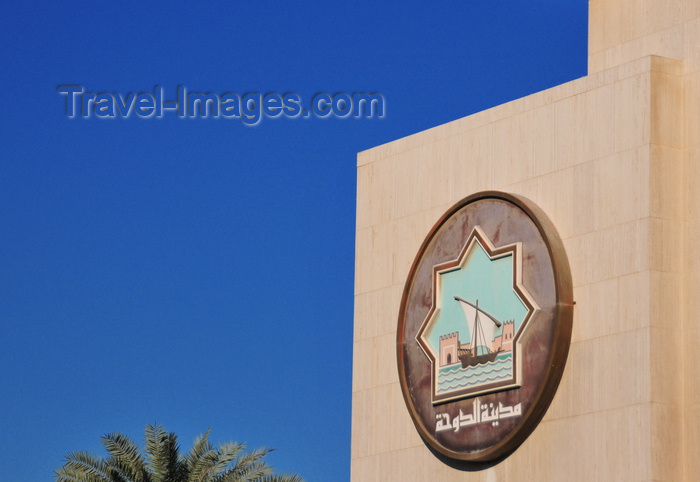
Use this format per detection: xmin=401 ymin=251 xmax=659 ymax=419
xmin=423 ymin=240 xmax=528 ymax=354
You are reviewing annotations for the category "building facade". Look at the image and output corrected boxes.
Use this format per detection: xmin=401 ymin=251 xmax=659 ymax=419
xmin=352 ymin=1 xmax=700 ymax=480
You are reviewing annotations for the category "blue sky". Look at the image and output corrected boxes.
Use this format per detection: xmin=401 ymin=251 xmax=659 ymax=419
xmin=0 ymin=2 xmax=587 ymax=480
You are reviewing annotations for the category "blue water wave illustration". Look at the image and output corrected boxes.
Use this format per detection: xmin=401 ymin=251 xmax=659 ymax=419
xmin=437 ymin=352 xmax=513 ymax=394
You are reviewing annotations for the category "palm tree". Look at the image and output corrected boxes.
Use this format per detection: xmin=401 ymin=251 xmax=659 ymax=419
xmin=55 ymin=424 xmax=304 ymax=482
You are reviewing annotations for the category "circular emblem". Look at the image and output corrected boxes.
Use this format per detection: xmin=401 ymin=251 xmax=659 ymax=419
xmin=397 ymin=191 xmax=573 ymax=463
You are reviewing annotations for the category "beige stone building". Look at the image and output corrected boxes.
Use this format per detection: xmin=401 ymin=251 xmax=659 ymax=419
xmin=351 ymin=1 xmax=700 ymax=480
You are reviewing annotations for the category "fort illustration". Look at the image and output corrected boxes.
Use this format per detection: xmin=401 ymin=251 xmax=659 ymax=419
xmin=438 ymin=319 xmax=515 ymax=368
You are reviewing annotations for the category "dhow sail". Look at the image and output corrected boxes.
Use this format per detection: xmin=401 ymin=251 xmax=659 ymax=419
xmin=454 ymin=296 xmax=502 ymax=353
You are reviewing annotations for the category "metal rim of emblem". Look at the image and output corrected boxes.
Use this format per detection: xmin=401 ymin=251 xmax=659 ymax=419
xmin=396 ymin=190 xmax=574 ymax=464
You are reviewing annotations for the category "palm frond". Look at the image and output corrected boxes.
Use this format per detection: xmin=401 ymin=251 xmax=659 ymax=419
xmin=211 ymin=446 xmax=275 ymax=482
xmin=213 ymin=461 xmax=272 ymax=482
xmin=187 ymin=447 xmax=220 ymax=482
xmin=189 ymin=429 xmax=212 ymax=461
xmin=182 ymin=427 xmax=213 ymax=478
xmin=55 ymin=425 xmax=302 ymax=482
xmin=145 ymin=424 xmax=180 ymax=481
xmin=209 ymin=442 xmax=252 ymax=474
xmin=256 ymin=475 xmax=305 ymax=482
xmin=186 ymin=432 xmax=252 ymax=482
xmin=54 ymin=451 xmax=112 ymax=482
xmin=55 ymin=468 xmax=111 ymax=482
xmin=102 ymin=431 xmax=148 ymax=482
xmin=103 ymin=458 xmax=141 ymax=482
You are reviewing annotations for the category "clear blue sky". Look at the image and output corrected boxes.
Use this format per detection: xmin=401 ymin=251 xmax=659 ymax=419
xmin=0 ymin=2 xmax=587 ymax=480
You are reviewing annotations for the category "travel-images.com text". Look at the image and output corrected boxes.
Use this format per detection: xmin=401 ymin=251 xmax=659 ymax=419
xmin=58 ymin=86 xmax=385 ymax=126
